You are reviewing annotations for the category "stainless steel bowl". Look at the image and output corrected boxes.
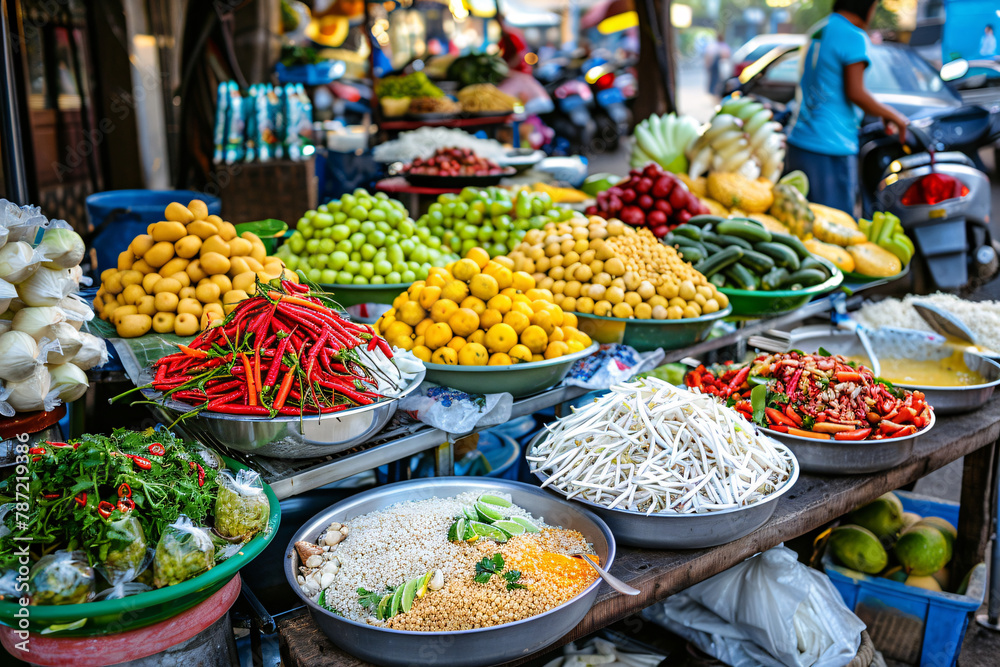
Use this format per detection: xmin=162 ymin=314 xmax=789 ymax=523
xmin=284 ymin=477 xmax=615 ymax=667
xmin=786 ymin=326 xmax=1000 ymax=414
xmin=159 ymin=369 xmax=425 ymax=459
xmin=759 ymin=409 xmax=935 ymax=474
xmin=527 ymin=432 xmax=800 ymax=549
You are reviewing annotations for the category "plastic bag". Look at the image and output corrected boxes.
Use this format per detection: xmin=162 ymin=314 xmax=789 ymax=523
xmin=562 ymin=344 xmax=664 ymax=391
xmin=543 ymin=636 xmax=663 ymax=667
xmin=399 ymin=384 xmax=512 ymax=434
xmin=214 ymin=469 xmax=270 ymax=540
xmin=29 ymin=550 xmax=95 ymax=605
xmin=93 ymin=581 xmax=152 ymax=601
xmin=0 ymin=199 xmax=48 ymax=244
xmin=99 ymin=514 xmax=150 ymax=586
xmin=152 ymin=516 xmax=215 ymax=588
xmin=71 ymin=332 xmax=109 ymax=370
xmin=644 ymin=546 xmax=865 ymax=667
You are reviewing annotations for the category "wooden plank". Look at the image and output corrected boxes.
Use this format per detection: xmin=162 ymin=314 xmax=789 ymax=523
xmin=277 ymin=397 xmax=1000 ymax=666
xmin=954 ymin=438 xmax=997 ymax=582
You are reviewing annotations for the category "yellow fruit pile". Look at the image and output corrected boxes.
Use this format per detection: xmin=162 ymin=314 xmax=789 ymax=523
xmin=376 ymin=247 xmax=592 ymax=366
xmin=95 ymin=199 xmax=296 ymax=338
xmin=507 ymin=216 xmax=728 ymax=320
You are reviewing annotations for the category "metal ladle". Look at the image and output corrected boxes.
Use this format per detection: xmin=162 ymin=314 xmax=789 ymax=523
xmin=912 ymin=301 xmax=978 ymax=346
xmin=564 ymin=551 xmax=640 ymax=596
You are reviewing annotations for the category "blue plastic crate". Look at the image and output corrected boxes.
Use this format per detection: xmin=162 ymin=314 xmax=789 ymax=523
xmin=823 ymin=491 xmax=986 ymax=667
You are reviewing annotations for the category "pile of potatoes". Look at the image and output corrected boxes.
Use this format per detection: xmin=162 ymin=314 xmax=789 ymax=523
xmin=95 ymin=199 xmax=296 ymax=338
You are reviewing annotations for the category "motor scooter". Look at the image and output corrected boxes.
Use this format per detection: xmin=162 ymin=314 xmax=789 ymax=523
xmin=875 ymin=124 xmax=998 ymax=294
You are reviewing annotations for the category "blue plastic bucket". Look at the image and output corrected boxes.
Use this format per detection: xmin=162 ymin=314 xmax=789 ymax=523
xmin=85 ymin=190 xmax=221 ymax=272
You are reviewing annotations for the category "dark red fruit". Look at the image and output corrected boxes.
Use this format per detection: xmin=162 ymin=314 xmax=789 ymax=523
xmin=619 ymin=205 xmax=645 ymax=226
xmin=674 ymin=209 xmax=692 ymax=225
xmin=608 ymin=195 xmax=623 ymax=213
xmin=620 ymin=189 xmax=637 ymax=204
xmin=651 ymin=176 xmax=675 ymax=199
xmin=637 ymin=194 xmax=654 ymax=210
xmin=644 ymin=163 xmax=662 ymax=179
xmin=608 ymin=186 xmax=624 ymax=198
xmin=635 ymin=177 xmax=653 ymax=194
xmin=654 ymin=199 xmax=673 ymax=216
xmin=669 ymin=187 xmax=689 ymax=210
xmin=585 ymin=206 xmax=598 ymax=215
xmin=652 ymin=225 xmax=669 ymax=237
xmin=647 ymin=210 xmax=667 ymax=226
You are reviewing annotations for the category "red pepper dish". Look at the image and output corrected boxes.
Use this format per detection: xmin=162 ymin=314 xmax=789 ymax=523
xmin=684 ymin=351 xmax=932 ymax=441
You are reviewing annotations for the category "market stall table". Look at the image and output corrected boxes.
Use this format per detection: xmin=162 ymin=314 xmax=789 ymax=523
xmin=276 ymin=395 xmax=1000 ymax=667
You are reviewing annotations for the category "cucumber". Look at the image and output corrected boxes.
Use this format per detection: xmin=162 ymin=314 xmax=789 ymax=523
xmin=715 ymin=219 xmax=772 ymax=243
xmin=781 ymin=268 xmax=828 ymax=289
xmin=709 ymin=273 xmax=727 ymax=288
xmin=729 ymin=216 xmax=765 ymax=228
xmin=703 ymin=232 xmax=753 ymax=251
xmin=739 ymin=249 xmax=776 ymax=274
xmin=723 ymin=262 xmax=759 ymax=290
xmin=701 ymin=241 xmax=723 ymax=255
xmin=687 ymin=214 xmax=725 ymax=227
xmin=693 ymin=246 xmax=743 ymax=277
xmin=677 ymin=245 xmax=706 ymax=263
xmin=754 ymin=241 xmax=801 ymax=271
xmin=770 ymin=232 xmax=811 ymax=260
xmin=800 ymin=256 xmax=830 ymax=277
xmin=672 ymin=224 xmax=703 ymax=241
xmin=670 ymin=235 xmax=703 ymax=249
xmin=761 ymin=267 xmax=790 ymax=291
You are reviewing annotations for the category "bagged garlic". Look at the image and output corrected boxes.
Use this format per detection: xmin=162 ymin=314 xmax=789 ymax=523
xmin=48 ymin=362 xmax=89 ymax=401
xmin=71 ymin=332 xmax=109 ymax=371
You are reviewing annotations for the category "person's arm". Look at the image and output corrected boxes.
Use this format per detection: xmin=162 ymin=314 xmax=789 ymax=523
xmin=844 ymin=61 xmax=908 ymax=143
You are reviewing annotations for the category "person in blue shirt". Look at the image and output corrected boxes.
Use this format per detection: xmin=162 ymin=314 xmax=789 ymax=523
xmin=786 ymin=0 xmax=908 ymax=214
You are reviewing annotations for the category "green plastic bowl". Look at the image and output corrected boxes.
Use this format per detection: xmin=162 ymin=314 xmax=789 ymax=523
xmin=0 ymin=457 xmax=280 ymax=637
xmin=421 ymin=343 xmax=599 ymax=398
xmin=573 ymin=307 xmax=732 ymax=352
xmin=719 ymin=257 xmax=843 ymax=317
xmin=234 ymin=219 xmax=288 ymax=254
xmin=319 ymin=282 xmax=411 ymax=308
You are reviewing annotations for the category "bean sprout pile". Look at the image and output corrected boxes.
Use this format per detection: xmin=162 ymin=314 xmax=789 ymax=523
xmin=527 ymin=378 xmax=797 ymax=515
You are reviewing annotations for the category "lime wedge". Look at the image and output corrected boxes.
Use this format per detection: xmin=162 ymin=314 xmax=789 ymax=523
xmin=463 ymin=506 xmax=479 ymax=521
xmin=40 ymin=619 xmax=87 ymax=634
xmin=493 ymin=520 xmax=525 ymax=536
xmin=470 ymin=521 xmax=509 ymax=543
xmin=390 ymin=586 xmax=404 ymax=618
xmin=448 ymin=517 xmax=465 ymax=543
xmin=417 ymin=571 xmax=432 ymax=598
xmin=377 ymin=594 xmax=392 ymax=620
xmin=463 ymin=520 xmax=479 ymax=542
xmin=475 ymin=501 xmax=505 ymax=523
xmin=511 ymin=516 xmax=540 ymax=533
xmin=478 ymin=493 xmax=512 ymax=508
xmin=401 ymin=577 xmax=418 ymax=613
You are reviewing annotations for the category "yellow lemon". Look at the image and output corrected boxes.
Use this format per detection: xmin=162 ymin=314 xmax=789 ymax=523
xmin=424 ymin=322 xmax=453 ymax=350
xmin=548 ymin=326 xmax=564 ymax=342
xmin=448 ymin=308 xmax=480 ymax=337
xmin=465 ymin=247 xmax=491 ymax=269
xmin=521 ymin=325 xmax=548 ymax=354
xmin=384 ymin=321 xmax=413 ymax=340
xmin=511 ymin=301 xmax=533 ymax=317
xmin=479 ymin=308 xmax=503 ymax=330
xmin=467 ymin=329 xmax=486 ymax=346
xmin=566 ymin=339 xmax=585 ymax=353
xmin=407 ymin=282 xmax=424 ymax=300
xmin=418 ymin=285 xmax=442 ymax=310
xmin=529 ymin=309 xmax=555 ymax=335
xmin=415 ymin=318 xmax=434 ymax=336
xmin=503 ymin=310 xmax=531 ymax=335
xmin=526 ymin=288 xmax=554 ymax=302
xmin=484 ymin=323 xmax=518 ymax=354
xmin=426 ymin=273 xmax=447 ymax=288
xmin=460 ymin=295 xmax=486 ymax=316
xmin=431 ymin=298 xmax=459 ymax=323
xmin=441 ymin=279 xmax=470 ymax=303
xmin=431 ymin=347 xmax=458 ymax=365
xmin=391 ymin=336 xmax=414 ymax=351
xmin=412 ymin=345 xmax=432 ymax=362
xmin=562 ymin=312 xmax=578 ymax=328
xmin=458 ymin=343 xmax=489 ymax=366
xmin=500 ymin=287 xmax=520 ymax=300
xmin=392 ymin=293 xmax=409 ymax=309
xmin=469 ymin=273 xmax=499 ymax=301
xmin=413 ymin=335 xmax=425 ymax=347
xmin=508 ymin=344 xmax=532 ymax=364
xmin=428 ymin=266 xmax=450 ymax=280
xmin=452 ymin=258 xmax=481 ymax=282
xmin=492 ymin=256 xmax=515 ymax=270
xmin=484 ymin=263 xmax=513 ymax=289
xmin=486 ymin=294 xmax=512 ymax=315
xmin=531 ymin=354 xmax=544 ymax=362
xmin=447 ymin=336 xmax=467 ymax=351
xmin=544 ymin=341 xmax=569 ymax=359
xmin=488 ymin=353 xmax=512 ymax=366
xmin=397 ymin=301 xmax=426 ymax=326
xmin=512 ymin=271 xmax=535 ymax=292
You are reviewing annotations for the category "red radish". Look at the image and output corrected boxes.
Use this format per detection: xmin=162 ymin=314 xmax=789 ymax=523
xmin=620 ymin=189 xmax=637 ymax=204
xmin=619 ymin=206 xmax=644 ymax=226
xmin=669 ymin=187 xmax=689 ymax=210
xmin=607 ymin=195 xmax=623 ymax=213
xmin=644 ymin=163 xmax=661 ymax=179
xmin=585 ymin=206 xmax=598 ymax=215
xmin=608 ymin=186 xmax=624 ymax=198
xmin=655 ymin=199 xmax=673 ymax=215
xmin=637 ymin=194 xmax=654 ymax=210
xmin=635 ymin=177 xmax=653 ymax=194
xmin=652 ymin=176 xmax=675 ymax=199
xmin=652 ymin=225 xmax=669 ymax=237
xmin=675 ymin=209 xmax=692 ymax=225
xmin=647 ymin=210 xmax=667 ymax=227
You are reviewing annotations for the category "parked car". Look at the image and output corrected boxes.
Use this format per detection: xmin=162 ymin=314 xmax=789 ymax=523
xmin=729 ymin=33 xmax=806 ymax=79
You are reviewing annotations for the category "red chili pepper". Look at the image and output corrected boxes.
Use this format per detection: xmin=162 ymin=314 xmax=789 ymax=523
xmin=130 ymin=455 xmax=152 ymax=470
xmin=178 ymin=344 xmax=209 ymax=358
xmin=765 ymin=407 xmax=797 ymax=428
xmin=148 ymin=442 xmax=166 ymax=456
xmin=254 ymin=349 xmax=263 ymax=401
xmin=42 ymin=493 xmax=60 ymax=499
xmin=73 ymin=492 xmax=87 ymax=507
xmin=117 ymin=497 xmax=135 ymax=513
xmin=834 ymin=428 xmax=872 ymax=441
xmin=97 ymin=501 xmax=115 ymax=519
xmin=725 ymin=366 xmax=750 ymax=396
xmin=274 ymin=367 xmax=297 ymax=410
xmin=117 ymin=483 xmax=132 ymax=498
xmin=28 ymin=447 xmax=45 ymax=455
xmin=206 ymin=403 xmax=270 ymax=415
xmin=836 ymin=370 xmax=862 ymax=383
xmin=196 ymin=463 xmax=205 ymax=487
xmin=784 ymin=405 xmax=803 ymax=427
xmin=46 ymin=441 xmax=72 ymax=448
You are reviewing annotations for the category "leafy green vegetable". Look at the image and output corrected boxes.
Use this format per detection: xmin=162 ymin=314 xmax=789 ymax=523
xmin=446 ymin=54 xmax=509 ymax=87
xmin=376 ymin=72 xmax=443 ymax=99
xmin=318 ymin=590 xmax=340 ymax=615
xmin=474 ymin=553 xmax=505 ymax=584
xmin=750 ymin=384 xmax=767 ymax=425
xmin=503 ymin=570 xmax=526 ymax=591
xmin=766 ymin=392 xmax=789 ymax=409
xmin=357 ymin=587 xmax=383 ymax=610
xmin=817 ymin=346 xmax=832 ymax=357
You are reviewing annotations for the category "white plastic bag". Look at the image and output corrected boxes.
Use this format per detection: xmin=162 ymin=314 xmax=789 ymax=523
xmin=644 ymin=546 xmax=865 ymax=667
xmin=399 ymin=384 xmax=512 ymax=434
xmin=561 ymin=344 xmax=664 ymax=391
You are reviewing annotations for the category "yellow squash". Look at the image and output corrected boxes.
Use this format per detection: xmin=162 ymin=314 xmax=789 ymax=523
xmin=804 ymin=239 xmax=855 ymax=273
xmin=847 ymin=242 xmax=902 ymax=277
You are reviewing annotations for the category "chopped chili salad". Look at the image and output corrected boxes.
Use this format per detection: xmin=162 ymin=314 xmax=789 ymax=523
xmin=684 ymin=351 xmax=932 ymax=441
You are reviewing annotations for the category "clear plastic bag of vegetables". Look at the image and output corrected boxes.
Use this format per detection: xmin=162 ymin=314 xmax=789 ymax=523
xmin=29 ymin=550 xmax=95 ymax=605
xmin=152 ymin=515 xmax=215 ymax=588
xmin=97 ymin=514 xmax=151 ymax=590
xmin=214 ymin=469 xmax=269 ymax=540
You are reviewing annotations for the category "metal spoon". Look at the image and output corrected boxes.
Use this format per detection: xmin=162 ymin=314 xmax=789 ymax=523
xmin=564 ymin=551 xmax=640 ymax=596
xmin=830 ymin=295 xmax=881 ymax=377
xmin=912 ymin=301 xmax=978 ymax=345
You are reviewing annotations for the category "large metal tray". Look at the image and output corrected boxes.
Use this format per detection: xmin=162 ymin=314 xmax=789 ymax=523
xmin=759 ymin=410 xmax=935 ymax=474
xmin=284 ymin=477 xmax=615 ymax=667
xmin=527 ymin=432 xmax=800 ymax=549
xmin=158 ymin=369 xmax=425 ymax=459
xmin=786 ymin=326 xmax=1000 ymax=415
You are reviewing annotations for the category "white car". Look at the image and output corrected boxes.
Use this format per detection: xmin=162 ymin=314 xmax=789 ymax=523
xmin=731 ymin=34 xmax=806 ymax=78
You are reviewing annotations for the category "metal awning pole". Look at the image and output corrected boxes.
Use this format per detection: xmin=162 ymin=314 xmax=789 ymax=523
xmin=0 ymin=0 xmax=29 ymax=204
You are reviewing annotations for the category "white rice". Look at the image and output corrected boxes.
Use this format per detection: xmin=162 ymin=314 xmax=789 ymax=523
xmin=853 ymin=293 xmax=1000 ymax=353
xmin=373 ymin=127 xmax=507 ymax=163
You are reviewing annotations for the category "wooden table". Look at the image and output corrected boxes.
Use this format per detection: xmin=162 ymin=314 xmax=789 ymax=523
xmin=278 ymin=397 xmax=1000 ymax=667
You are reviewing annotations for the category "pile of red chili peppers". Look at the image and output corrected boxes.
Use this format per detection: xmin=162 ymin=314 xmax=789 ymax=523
xmin=146 ymin=280 xmax=396 ymax=417
xmin=684 ymin=351 xmax=932 ymax=441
